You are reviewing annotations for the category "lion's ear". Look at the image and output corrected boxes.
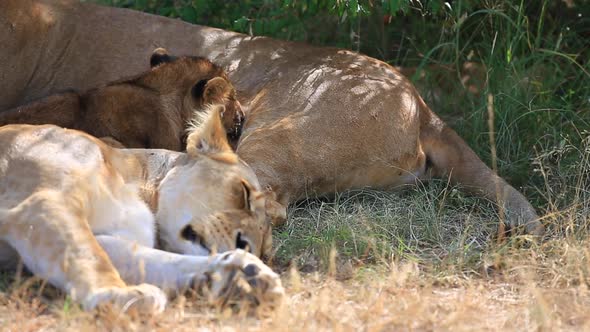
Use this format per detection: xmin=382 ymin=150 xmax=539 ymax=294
xmin=186 ymin=105 xmax=233 ymax=156
xmin=203 ymin=77 xmax=233 ymax=103
xmin=150 ymin=48 xmax=173 ymax=68
xmin=191 ymin=77 xmax=233 ymax=104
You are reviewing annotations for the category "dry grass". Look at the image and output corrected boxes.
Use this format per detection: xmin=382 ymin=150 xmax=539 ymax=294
xmin=2 ymin=246 xmax=590 ymax=332
xmin=0 ymin=136 xmax=589 ymax=331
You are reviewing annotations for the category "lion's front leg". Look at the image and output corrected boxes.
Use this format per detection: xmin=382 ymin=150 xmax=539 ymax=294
xmin=204 ymin=249 xmax=285 ymax=311
xmin=0 ymin=192 xmax=167 ymax=313
xmin=96 ymin=235 xmax=284 ymax=310
xmin=96 ymin=234 xmax=206 ymax=292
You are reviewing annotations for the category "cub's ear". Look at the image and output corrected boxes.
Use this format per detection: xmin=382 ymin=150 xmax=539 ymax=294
xmin=192 ymin=77 xmax=233 ymax=103
xmin=186 ymin=105 xmax=234 ymax=157
xmin=150 ymin=48 xmax=173 ymax=68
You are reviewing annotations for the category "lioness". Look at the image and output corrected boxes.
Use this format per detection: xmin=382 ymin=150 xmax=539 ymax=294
xmin=0 ymin=0 xmax=544 ymax=235
xmin=0 ymin=106 xmax=283 ymax=312
xmin=0 ymin=48 xmax=244 ymax=150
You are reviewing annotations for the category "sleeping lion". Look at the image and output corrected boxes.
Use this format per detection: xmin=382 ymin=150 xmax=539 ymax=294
xmin=0 ymin=106 xmax=283 ymax=313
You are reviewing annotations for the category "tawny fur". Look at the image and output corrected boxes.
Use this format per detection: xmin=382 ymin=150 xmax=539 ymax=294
xmin=0 ymin=106 xmax=282 ymax=313
xmin=0 ymin=0 xmax=543 ymax=235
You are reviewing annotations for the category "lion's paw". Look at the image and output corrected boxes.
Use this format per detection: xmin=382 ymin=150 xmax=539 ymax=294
xmin=203 ymin=249 xmax=284 ymax=312
xmin=83 ymin=283 xmax=167 ymax=313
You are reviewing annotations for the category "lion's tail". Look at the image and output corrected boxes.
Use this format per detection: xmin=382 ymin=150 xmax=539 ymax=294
xmin=417 ymin=97 xmax=544 ymax=236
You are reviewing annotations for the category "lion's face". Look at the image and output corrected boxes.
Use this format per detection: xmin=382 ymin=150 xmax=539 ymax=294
xmin=157 ymin=157 xmax=271 ymax=257
xmin=155 ymin=106 xmax=271 ymax=258
xmin=200 ymin=77 xmax=244 ymax=145
xmin=149 ymin=49 xmax=244 ymax=145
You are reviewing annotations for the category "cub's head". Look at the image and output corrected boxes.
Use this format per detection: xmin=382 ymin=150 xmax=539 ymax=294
xmin=149 ymin=48 xmax=244 ymax=148
xmin=156 ymin=105 xmax=271 ymax=258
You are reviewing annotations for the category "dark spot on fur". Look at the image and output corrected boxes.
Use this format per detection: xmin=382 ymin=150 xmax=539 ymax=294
xmin=425 ymin=154 xmax=434 ymax=173
xmin=227 ymin=115 xmax=243 ymax=143
xmin=243 ymin=264 xmax=265 ymax=291
xmin=243 ymin=264 xmax=260 ymax=278
xmin=150 ymin=51 xmax=173 ymax=67
xmin=192 ymin=79 xmax=209 ymax=99
xmin=180 ymin=225 xmax=198 ymax=242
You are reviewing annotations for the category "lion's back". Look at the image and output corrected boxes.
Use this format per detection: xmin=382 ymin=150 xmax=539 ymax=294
xmin=0 ymin=125 xmax=105 ymax=207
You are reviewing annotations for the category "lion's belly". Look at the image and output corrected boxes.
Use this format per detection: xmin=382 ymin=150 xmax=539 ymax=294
xmin=239 ymin=66 xmax=425 ymax=201
xmin=240 ymin=131 xmax=427 ymax=202
xmin=328 ymin=158 xmax=427 ymax=192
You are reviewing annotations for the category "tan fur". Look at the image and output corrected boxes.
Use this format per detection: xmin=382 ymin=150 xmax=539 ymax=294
xmin=0 ymin=48 xmax=244 ymax=150
xmin=0 ymin=0 xmax=543 ymax=236
xmin=0 ymin=106 xmax=282 ymax=312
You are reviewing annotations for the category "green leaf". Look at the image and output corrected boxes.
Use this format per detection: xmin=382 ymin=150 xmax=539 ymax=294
xmin=194 ymin=0 xmax=210 ymax=11
xmin=428 ymin=1 xmax=442 ymax=14
xmin=233 ymin=16 xmax=250 ymax=32
xmin=134 ymin=0 xmax=148 ymax=10
xmin=179 ymin=6 xmax=198 ymax=23
xmin=157 ymin=6 xmax=174 ymax=16
xmin=350 ymin=0 xmax=359 ymax=17
xmin=389 ymin=0 xmax=399 ymax=15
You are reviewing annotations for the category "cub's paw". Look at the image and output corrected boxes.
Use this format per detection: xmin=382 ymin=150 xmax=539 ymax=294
xmin=203 ymin=249 xmax=284 ymax=312
xmin=83 ymin=283 xmax=167 ymax=313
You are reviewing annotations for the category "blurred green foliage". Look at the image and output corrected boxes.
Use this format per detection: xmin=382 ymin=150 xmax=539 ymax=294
xmin=89 ymin=1 xmax=588 ymax=65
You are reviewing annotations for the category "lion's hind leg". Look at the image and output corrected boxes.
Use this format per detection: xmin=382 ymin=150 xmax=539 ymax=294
xmin=419 ymin=113 xmax=544 ymax=236
xmin=0 ymin=191 xmax=166 ymax=312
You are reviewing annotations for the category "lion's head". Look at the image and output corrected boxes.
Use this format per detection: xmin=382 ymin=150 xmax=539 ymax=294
xmin=155 ymin=105 xmax=271 ymax=258
xmin=148 ymin=48 xmax=244 ymax=148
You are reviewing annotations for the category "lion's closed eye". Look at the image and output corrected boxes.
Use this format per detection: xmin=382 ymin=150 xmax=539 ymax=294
xmin=180 ymin=225 xmax=209 ymax=251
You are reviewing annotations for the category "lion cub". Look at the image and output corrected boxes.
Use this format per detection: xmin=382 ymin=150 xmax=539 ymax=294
xmin=0 ymin=48 xmax=244 ymax=150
